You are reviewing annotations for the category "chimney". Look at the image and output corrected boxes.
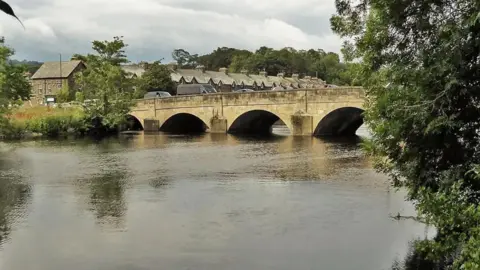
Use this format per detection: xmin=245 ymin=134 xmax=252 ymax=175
xmin=241 ymin=69 xmax=248 ymax=75
xmin=167 ymin=61 xmax=178 ymax=70
xmin=259 ymin=70 xmax=267 ymax=77
xmin=292 ymin=73 xmax=299 ymax=79
xmin=195 ymin=65 xmax=205 ymax=73
xmin=219 ymin=67 xmax=228 ymax=74
xmin=277 ymin=72 xmax=284 ymax=78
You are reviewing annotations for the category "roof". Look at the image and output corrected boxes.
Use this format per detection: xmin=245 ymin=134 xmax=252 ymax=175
xmin=267 ymin=76 xmax=284 ymax=87
xmin=31 ymin=60 xmax=84 ymax=79
xmin=122 ymin=64 xmax=145 ymax=78
xmin=228 ymin=72 xmax=256 ymax=86
xmin=248 ymin=74 xmax=273 ymax=87
xmin=120 ymin=62 xmax=327 ymax=88
xmin=204 ymin=70 xmax=235 ymax=85
xmin=175 ymin=69 xmax=212 ymax=84
xmin=170 ymin=72 xmax=183 ymax=82
xmin=283 ymin=77 xmax=301 ymax=88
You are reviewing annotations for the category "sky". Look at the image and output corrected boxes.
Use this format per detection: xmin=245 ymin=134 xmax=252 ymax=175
xmin=0 ymin=0 xmax=343 ymax=63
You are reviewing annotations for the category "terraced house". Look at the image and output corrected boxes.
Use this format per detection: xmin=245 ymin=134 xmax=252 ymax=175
xmin=121 ymin=62 xmax=326 ymax=92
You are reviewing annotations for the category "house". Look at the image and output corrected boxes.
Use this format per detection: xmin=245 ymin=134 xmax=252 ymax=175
xmin=30 ymin=60 xmax=86 ymax=104
xmin=120 ymin=62 xmax=327 ymax=93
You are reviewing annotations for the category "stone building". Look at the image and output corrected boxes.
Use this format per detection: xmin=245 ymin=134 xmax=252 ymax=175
xmin=121 ymin=62 xmax=326 ymax=93
xmin=30 ymin=60 xmax=86 ymax=104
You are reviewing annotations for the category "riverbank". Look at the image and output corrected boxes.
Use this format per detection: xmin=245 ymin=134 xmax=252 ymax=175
xmin=0 ymin=106 xmax=87 ymax=140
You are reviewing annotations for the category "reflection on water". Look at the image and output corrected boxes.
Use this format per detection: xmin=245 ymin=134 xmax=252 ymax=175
xmin=77 ymin=169 xmax=128 ymax=228
xmin=0 ymin=126 xmax=428 ymax=270
xmin=0 ymin=153 xmax=32 ymax=246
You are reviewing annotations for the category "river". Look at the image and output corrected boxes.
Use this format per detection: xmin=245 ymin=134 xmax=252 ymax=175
xmin=0 ymin=126 xmax=429 ymax=270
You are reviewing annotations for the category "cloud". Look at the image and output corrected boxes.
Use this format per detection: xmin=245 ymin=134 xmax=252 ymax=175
xmin=0 ymin=0 xmax=342 ymax=62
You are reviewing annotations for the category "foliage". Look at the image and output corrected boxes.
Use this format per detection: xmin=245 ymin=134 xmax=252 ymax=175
xmin=134 ymin=61 xmax=175 ymax=97
xmin=0 ymin=38 xmax=31 ymax=103
xmin=331 ymin=0 xmax=480 ymax=268
xmin=56 ymin=84 xmax=71 ymax=103
xmin=171 ymin=49 xmax=198 ymax=69
xmin=75 ymin=91 xmax=84 ymax=103
xmin=0 ymin=37 xmax=31 ymax=137
xmin=196 ymin=47 xmax=252 ymax=71
xmin=74 ymin=36 xmax=134 ymax=131
xmin=391 ymin=240 xmax=447 ymax=270
xmin=9 ymin=60 xmax=42 ymax=75
xmin=24 ymin=114 xmax=86 ymax=137
xmin=4 ymin=106 xmax=86 ymax=138
xmin=173 ymin=46 xmax=361 ymax=86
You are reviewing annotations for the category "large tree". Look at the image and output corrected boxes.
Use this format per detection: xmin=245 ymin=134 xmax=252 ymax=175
xmin=331 ymin=0 xmax=480 ymax=268
xmin=135 ymin=61 xmax=175 ymax=97
xmin=75 ymin=37 xmax=134 ymax=131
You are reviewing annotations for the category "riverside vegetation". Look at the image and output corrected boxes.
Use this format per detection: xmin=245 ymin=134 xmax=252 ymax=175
xmin=331 ymin=0 xmax=480 ymax=268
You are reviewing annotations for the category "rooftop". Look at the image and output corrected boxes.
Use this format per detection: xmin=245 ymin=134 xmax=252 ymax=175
xmin=31 ymin=60 xmax=84 ymax=79
xmin=122 ymin=64 xmax=326 ymax=89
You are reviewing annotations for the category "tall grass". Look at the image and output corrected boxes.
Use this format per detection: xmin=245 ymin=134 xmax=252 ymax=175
xmin=3 ymin=106 xmax=87 ymax=138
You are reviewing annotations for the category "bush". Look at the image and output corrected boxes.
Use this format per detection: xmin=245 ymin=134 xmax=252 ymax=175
xmin=0 ymin=118 xmax=26 ymax=139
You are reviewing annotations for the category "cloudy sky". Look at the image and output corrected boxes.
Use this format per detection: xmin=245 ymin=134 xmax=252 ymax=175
xmin=0 ymin=0 xmax=343 ymax=63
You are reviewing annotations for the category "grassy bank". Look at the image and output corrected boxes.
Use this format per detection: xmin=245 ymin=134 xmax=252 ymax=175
xmin=1 ymin=106 xmax=87 ymax=139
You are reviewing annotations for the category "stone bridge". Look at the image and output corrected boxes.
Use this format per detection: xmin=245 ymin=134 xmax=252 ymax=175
xmin=129 ymin=87 xmax=365 ymax=136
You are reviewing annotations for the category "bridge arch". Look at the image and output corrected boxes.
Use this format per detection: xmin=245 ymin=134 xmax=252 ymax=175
xmin=227 ymin=110 xmax=292 ymax=135
xmin=314 ymin=107 xmax=364 ymax=137
xmin=125 ymin=114 xmax=144 ymax=131
xmin=160 ymin=113 xmax=209 ymax=134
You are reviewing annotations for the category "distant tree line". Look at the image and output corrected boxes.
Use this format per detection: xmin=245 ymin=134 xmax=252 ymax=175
xmin=9 ymin=59 xmax=42 ymax=74
xmin=172 ymin=46 xmax=361 ymax=86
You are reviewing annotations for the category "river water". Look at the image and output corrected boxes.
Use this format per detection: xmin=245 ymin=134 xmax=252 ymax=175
xmin=0 ymin=126 xmax=429 ymax=270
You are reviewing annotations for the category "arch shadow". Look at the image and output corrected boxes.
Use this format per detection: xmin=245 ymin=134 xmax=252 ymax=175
xmin=125 ymin=114 xmax=144 ymax=131
xmin=228 ymin=110 xmax=291 ymax=135
xmin=314 ymin=107 xmax=364 ymax=137
xmin=160 ymin=113 xmax=209 ymax=134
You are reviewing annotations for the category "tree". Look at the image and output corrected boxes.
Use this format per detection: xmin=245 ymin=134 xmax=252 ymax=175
xmin=135 ymin=61 xmax=175 ymax=97
xmin=71 ymin=54 xmax=88 ymax=62
xmin=196 ymin=47 xmax=253 ymax=70
xmin=183 ymin=46 xmax=359 ymax=85
xmin=56 ymin=85 xmax=70 ymax=103
xmin=0 ymin=38 xmax=31 ymax=135
xmin=0 ymin=38 xmax=30 ymax=104
xmin=331 ymin=0 xmax=480 ymax=268
xmin=91 ymin=36 xmax=128 ymax=66
xmin=75 ymin=36 xmax=134 ymax=132
xmin=172 ymin=49 xmax=198 ymax=68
